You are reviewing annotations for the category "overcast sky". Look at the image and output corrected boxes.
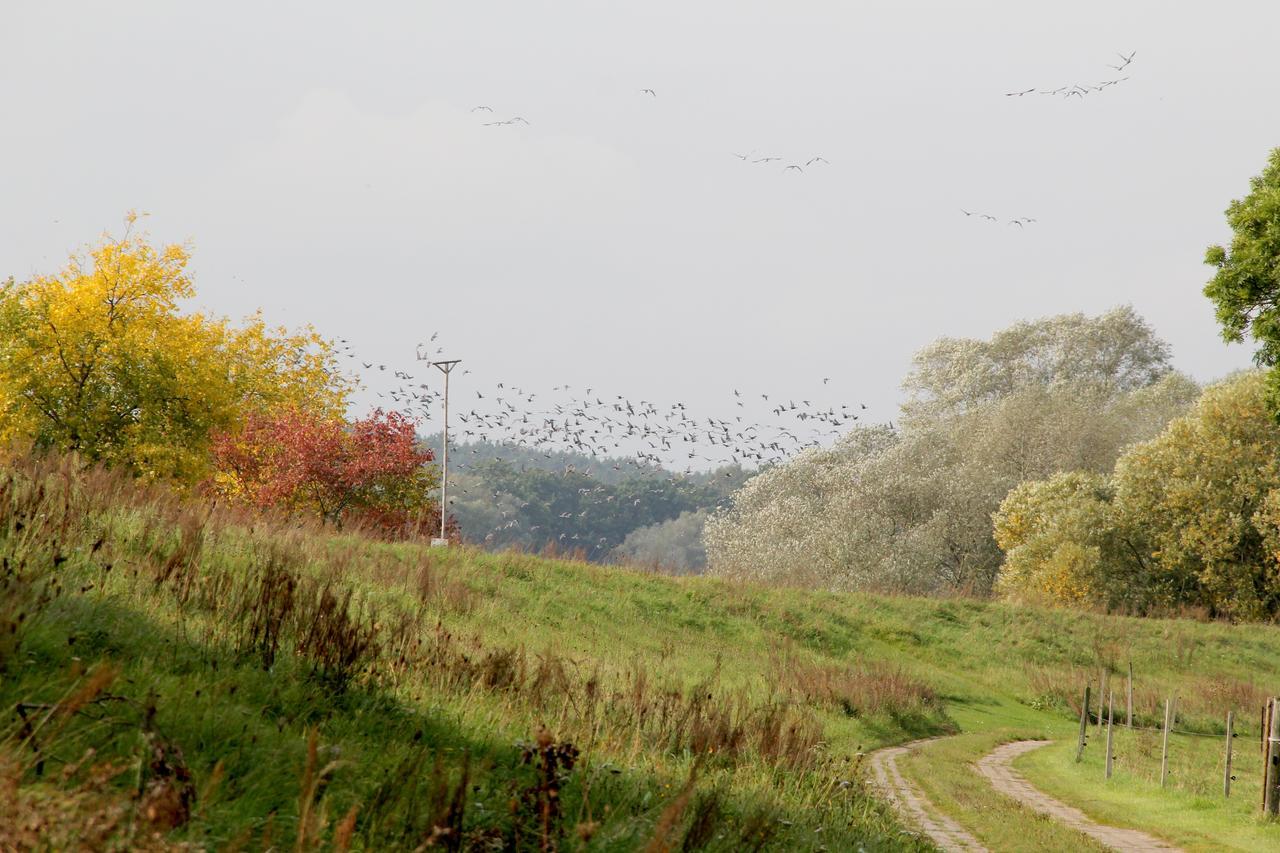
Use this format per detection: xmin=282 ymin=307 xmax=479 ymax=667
xmin=2 ymin=0 xmax=1274 ymax=432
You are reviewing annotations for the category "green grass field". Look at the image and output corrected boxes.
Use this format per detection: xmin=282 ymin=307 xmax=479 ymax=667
xmin=1015 ymin=723 xmax=1278 ymax=851
xmin=5 ymin=453 xmax=1280 ymax=850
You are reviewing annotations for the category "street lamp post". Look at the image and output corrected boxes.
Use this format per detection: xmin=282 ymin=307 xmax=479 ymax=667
xmin=425 ymin=358 xmax=460 ymax=546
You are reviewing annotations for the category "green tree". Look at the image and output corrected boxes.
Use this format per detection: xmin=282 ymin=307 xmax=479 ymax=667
xmin=1205 ymin=147 xmax=1280 ymax=413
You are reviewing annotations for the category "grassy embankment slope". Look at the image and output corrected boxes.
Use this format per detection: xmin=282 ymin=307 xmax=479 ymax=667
xmin=4 ymin=453 xmax=1280 ymax=850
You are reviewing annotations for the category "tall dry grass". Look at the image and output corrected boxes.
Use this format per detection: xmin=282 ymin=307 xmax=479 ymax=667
xmin=1 ymin=450 xmax=897 ymax=849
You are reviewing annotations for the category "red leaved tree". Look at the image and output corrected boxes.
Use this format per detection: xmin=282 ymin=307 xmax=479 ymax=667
xmin=211 ymin=407 xmax=455 ymax=539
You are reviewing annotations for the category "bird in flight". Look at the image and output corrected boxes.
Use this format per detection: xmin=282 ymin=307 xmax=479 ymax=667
xmin=640 ymin=88 xmax=656 ymax=97
xmin=1005 ymin=88 xmax=1036 ymax=97
xmin=471 ymin=106 xmax=493 ymax=113
xmin=1108 ymin=51 xmax=1136 ymax=71
xmin=753 ymin=156 xmax=781 ymax=164
xmin=805 ymin=156 xmax=829 ymax=166
xmin=731 ymin=152 xmax=753 ymax=161
xmin=784 ymin=164 xmax=803 ymax=172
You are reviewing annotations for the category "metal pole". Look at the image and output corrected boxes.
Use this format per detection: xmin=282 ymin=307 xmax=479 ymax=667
xmin=441 ymin=366 xmax=449 ymax=542
xmin=421 ymin=357 xmax=461 ymax=547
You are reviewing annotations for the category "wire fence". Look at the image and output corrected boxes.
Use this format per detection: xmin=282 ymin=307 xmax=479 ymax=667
xmin=1070 ymin=675 xmax=1280 ymax=811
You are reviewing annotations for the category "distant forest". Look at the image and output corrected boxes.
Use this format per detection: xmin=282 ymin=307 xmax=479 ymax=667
xmin=420 ymin=434 xmax=747 ymax=571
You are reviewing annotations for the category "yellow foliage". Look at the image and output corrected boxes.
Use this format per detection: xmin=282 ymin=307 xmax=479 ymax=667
xmin=1112 ymin=371 xmax=1280 ymax=619
xmin=0 ymin=219 xmax=350 ymax=482
xmin=996 ymin=372 xmax=1280 ymax=619
xmin=993 ymin=471 xmax=1113 ymax=605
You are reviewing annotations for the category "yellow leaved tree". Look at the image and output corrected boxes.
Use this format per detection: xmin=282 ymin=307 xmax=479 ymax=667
xmin=994 ymin=372 xmax=1280 ymax=619
xmin=0 ymin=215 xmax=350 ymax=482
xmin=993 ymin=471 xmax=1119 ymax=606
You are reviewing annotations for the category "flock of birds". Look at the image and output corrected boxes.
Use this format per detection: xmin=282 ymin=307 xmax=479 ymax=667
xmin=330 ymin=48 xmax=1142 ymax=546
xmin=1003 ymin=51 xmax=1136 ymax=100
xmin=731 ymin=152 xmax=831 ymax=174
xmin=962 ymin=210 xmax=1037 ymax=228
xmin=473 ymin=88 xmax=836 ymax=175
xmin=470 ymin=49 xmax=1136 ymax=220
xmin=470 ymin=106 xmax=530 ymax=127
xmin=332 ymin=328 xmax=867 ymax=552
xmin=353 ymin=332 xmax=864 ymax=475
xmin=965 ymin=50 xmax=1137 ymax=227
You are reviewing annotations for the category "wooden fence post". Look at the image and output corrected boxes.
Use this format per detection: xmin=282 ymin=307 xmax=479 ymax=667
xmin=1076 ymin=683 xmax=1091 ymax=763
xmin=1263 ymin=700 xmax=1271 ymax=812
xmin=1264 ymin=700 xmax=1271 ymax=758
xmin=1098 ymin=669 xmax=1109 ymax=735
xmin=1224 ymin=710 xmax=1234 ymax=798
xmin=1160 ymin=696 xmax=1172 ymax=788
xmin=1126 ymin=661 xmax=1134 ymax=728
xmin=1105 ymin=690 xmax=1115 ymax=780
xmin=1266 ymin=697 xmax=1280 ymax=815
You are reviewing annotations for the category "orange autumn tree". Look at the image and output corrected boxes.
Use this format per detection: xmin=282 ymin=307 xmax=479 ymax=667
xmin=211 ymin=407 xmax=451 ymax=538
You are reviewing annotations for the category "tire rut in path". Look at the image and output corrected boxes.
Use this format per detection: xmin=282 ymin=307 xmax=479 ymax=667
xmin=975 ymin=740 xmax=1183 ymax=853
xmin=867 ymin=737 xmax=988 ymax=852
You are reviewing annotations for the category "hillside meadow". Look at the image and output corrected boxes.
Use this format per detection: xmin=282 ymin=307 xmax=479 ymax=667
xmin=5 ymin=451 xmax=1280 ymax=850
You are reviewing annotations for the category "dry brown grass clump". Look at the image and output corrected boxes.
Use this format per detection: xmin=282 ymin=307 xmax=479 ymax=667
xmin=404 ymin=622 xmax=827 ymax=773
xmin=770 ymin=646 xmax=941 ymax=721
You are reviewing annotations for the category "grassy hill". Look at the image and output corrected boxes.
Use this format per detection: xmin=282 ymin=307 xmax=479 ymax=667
xmin=5 ymin=451 xmax=1280 ymax=850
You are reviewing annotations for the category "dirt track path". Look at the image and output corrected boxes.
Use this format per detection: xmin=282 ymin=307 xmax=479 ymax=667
xmin=974 ymin=740 xmax=1183 ymax=852
xmin=867 ymin=737 xmax=988 ymax=852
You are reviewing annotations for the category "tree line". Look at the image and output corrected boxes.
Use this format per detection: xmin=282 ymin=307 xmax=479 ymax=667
xmin=707 ymin=146 xmax=1280 ymax=621
xmin=430 ymin=437 xmax=741 ymax=569
xmin=704 ymin=307 xmax=1198 ymax=594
